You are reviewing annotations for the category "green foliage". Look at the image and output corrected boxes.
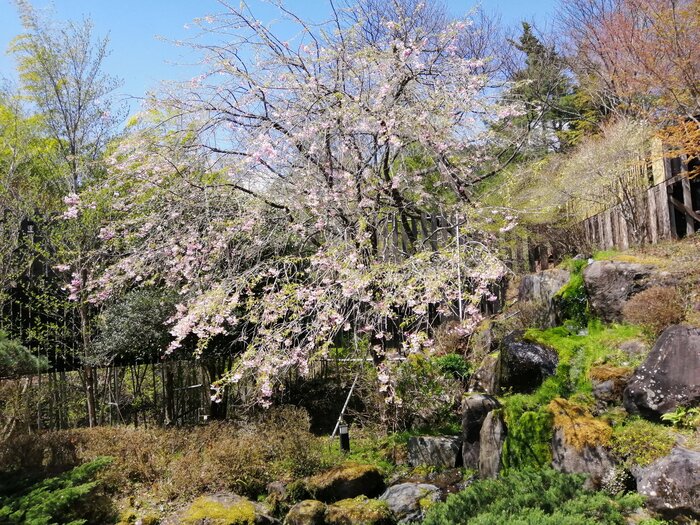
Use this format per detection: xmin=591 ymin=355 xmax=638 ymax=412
xmin=422 ymin=468 xmax=642 ymax=525
xmin=433 ymin=353 xmax=472 ymax=381
xmin=0 ymin=457 xmax=113 ymax=525
xmin=0 ymin=330 xmax=47 ymax=377
xmin=660 ymin=406 xmax=700 ymax=429
xmin=392 ymin=353 xmax=463 ymax=431
xmin=94 ymin=288 xmax=178 ymax=362
xmin=610 ymin=419 xmax=676 ymax=467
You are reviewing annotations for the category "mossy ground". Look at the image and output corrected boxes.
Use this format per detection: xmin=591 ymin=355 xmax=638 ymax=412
xmin=181 ymin=497 xmax=256 ymax=525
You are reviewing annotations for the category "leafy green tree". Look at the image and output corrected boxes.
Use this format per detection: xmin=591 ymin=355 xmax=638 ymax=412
xmin=9 ymin=0 xmax=123 ymax=191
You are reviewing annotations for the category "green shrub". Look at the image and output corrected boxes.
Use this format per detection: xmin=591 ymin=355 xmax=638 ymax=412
xmin=392 ymin=354 xmax=463 ymax=431
xmin=0 ymin=457 xmax=114 ymax=525
xmin=422 ymin=468 xmax=642 ymax=525
xmin=433 ymin=353 xmax=471 ymax=381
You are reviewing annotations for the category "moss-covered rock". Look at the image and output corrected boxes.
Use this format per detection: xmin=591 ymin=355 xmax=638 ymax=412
xmin=325 ymin=496 xmax=394 ymax=525
xmin=549 ymin=398 xmax=612 ymax=451
xmin=284 ymin=500 xmax=326 ymax=525
xmin=180 ymin=494 xmax=277 ymax=525
xmin=284 ymin=499 xmax=326 ymax=525
xmin=306 ymin=464 xmax=384 ymax=503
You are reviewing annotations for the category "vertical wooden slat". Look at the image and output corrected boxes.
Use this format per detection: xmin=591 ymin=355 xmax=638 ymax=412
xmin=620 ymin=210 xmax=629 ymax=250
xmin=682 ymin=176 xmax=696 ymax=235
xmin=648 ymin=185 xmax=658 ymax=243
xmin=657 ymin=183 xmax=672 ymax=239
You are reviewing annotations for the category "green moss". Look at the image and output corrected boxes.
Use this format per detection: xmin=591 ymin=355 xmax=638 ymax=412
xmin=502 ymin=399 xmax=553 ymax=470
xmin=181 ymin=497 xmax=256 ymax=525
xmin=501 ymin=323 xmax=644 ymax=469
xmin=553 ymin=262 xmax=589 ymax=327
xmin=610 ymin=419 xmax=676 ymax=467
xmin=525 ymin=322 xmax=645 ymax=397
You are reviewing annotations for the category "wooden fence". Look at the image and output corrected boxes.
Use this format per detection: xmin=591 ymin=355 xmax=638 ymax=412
xmin=582 ymin=174 xmax=700 ymax=250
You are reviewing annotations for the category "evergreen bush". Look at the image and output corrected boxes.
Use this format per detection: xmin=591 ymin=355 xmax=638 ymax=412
xmin=422 ymin=468 xmax=642 ymax=525
xmin=0 ymin=457 xmax=113 ymax=525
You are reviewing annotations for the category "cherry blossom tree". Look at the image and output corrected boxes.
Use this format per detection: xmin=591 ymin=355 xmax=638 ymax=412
xmin=81 ymin=0 xmax=519 ymax=407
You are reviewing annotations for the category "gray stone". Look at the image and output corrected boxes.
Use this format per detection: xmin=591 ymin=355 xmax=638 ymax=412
xmin=499 ymin=331 xmax=558 ymax=394
xmin=284 ymin=500 xmax=326 ymax=525
xmin=407 ymin=436 xmax=461 ymax=469
xmin=379 ymin=482 xmax=440 ymax=523
xmin=519 ymin=268 xmax=571 ymax=326
xmin=551 ymin=428 xmax=615 ymax=490
xmin=478 ymin=411 xmax=506 ymax=479
xmin=635 ymin=447 xmax=700 ymax=521
xmin=618 ymin=339 xmax=649 ymax=358
xmin=462 ymin=394 xmax=500 ymax=469
xmin=582 ymin=261 xmax=655 ymax=322
xmin=624 ymin=325 xmax=700 ymax=420
xmin=468 ymin=353 xmax=499 ymax=395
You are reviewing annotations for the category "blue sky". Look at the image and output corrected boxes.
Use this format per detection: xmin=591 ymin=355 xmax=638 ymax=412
xmin=0 ymin=0 xmax=557 ymax=110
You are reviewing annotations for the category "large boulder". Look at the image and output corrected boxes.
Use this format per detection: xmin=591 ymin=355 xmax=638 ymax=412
xmin=498 ymin=332 xmax=558 ymax=394
xmin=284 ymin=500 xmax=327 ymax=525
xmin=624 ymin=325 xmax=700 ymax=420
xmin=461 ymin=394 xmax=500 ymax=469
xmin=518 ymin=268 xmax=571 ymax=325
xmin=324 ymin=496 xmax=394 ymax=525
xmin=478 ymin=411 xmax=506 ymax=479
xmin=379 ymin=483 xmax=440 ymax=523
xmin=582 ymin=261 xmax=656 ymax=322
xmin=407 ymin=436 xmax=461 ymax=469
xmin=635 ymin=447 xmax=700 ymax=521
xmin=550 ymin=428 xmax=615 ymax=490
xmin=467 ymin=353 xmax=498 ymax=395
xmin=306 ymin=464 xmax=385 ymax=503
xmin=178 ymin=494 xmax=278 ymax=525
